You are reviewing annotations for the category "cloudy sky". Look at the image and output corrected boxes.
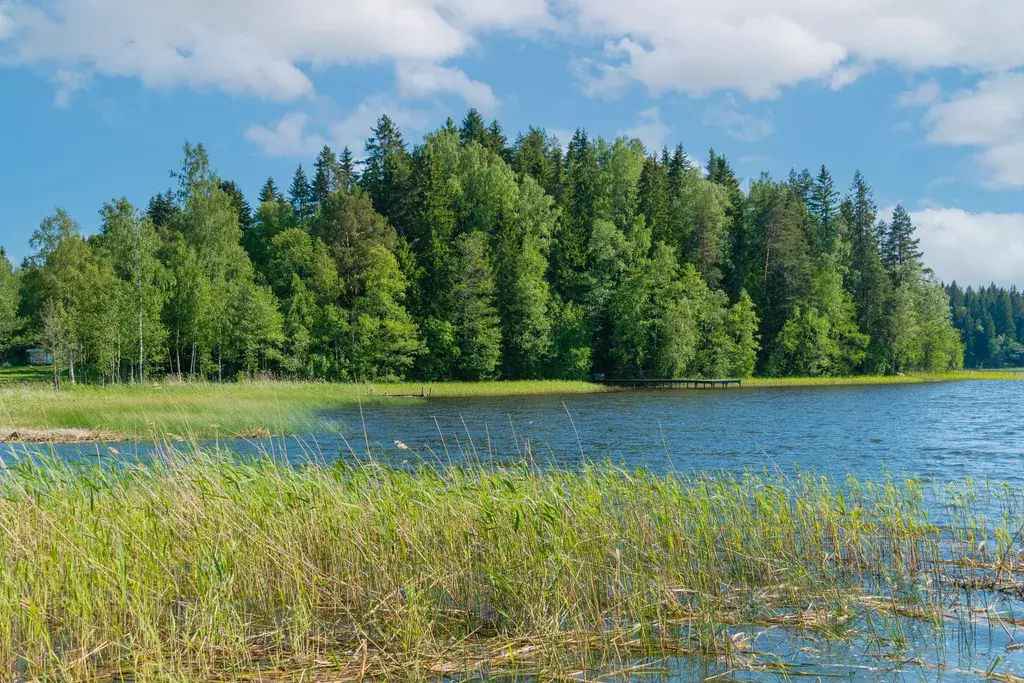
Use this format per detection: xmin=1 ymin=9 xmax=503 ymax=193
xmin=1 ymin=0 xmax=1022 ymax=286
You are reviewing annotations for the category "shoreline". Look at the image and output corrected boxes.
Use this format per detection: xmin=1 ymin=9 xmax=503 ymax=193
xmin=0 ymin=372 xmax=1019 ymax=443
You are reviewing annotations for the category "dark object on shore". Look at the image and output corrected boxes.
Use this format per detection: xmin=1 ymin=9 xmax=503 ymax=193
xmin=601 ymin=378 xmax=742 ymax=389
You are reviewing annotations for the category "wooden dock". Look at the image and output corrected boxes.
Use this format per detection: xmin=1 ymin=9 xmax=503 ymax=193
xmin=601 ymin=378 xmax=742 ymax=389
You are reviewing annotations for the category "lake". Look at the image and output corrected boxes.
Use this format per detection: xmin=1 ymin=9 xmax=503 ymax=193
xmin=42 ymin=380 xmax=1024 ymax=485
xmin=313 ymin=379 xmax=1023 ymax=481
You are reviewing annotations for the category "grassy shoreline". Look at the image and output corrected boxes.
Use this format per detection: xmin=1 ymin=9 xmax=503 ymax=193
xmin=0 ymin=372 xmax=1018 ymax=441
xmin=2 ymin=453 xmax=1020 ymax=681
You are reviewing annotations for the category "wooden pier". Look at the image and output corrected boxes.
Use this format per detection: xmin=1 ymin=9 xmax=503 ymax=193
xmin=601 ymin=378 xmax=742 ymax=389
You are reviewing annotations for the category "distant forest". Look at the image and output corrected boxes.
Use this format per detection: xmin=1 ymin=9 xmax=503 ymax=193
xmin=0 ymin=109 xmax=1016 ymax=385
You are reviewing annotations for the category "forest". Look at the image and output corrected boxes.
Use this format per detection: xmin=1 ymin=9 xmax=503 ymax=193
xmin=0 ymin=108 xmax=1009 ymax=386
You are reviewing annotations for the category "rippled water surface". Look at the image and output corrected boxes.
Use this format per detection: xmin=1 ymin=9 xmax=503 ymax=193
xmin=315 ymin=380 xmax=1024 ymax=482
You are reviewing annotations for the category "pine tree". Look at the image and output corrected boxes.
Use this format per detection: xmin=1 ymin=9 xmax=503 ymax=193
xmin=808 ymin=166 xmax=839 ymax=255
xmin=881 ymin=204 xmax=923 ymax=274
xmin=146 ymin=190 xmax=179 ymax=229
xmin=459 ymin=108 xmax=487 ymax=146
xmin=637 ymin=155 xmax=670 ymax=246
xmin=219 ymin=180 xmax=252 ymax=232
xmin=288 ymin=164 xmax=314 ymax=224
xmin=362 ymin=115 xmax=411 ymax=231
xmin=258 ymin=177 xmax=280 ymax=204
xmin=338 ymin=147 xmax=357 ymax=194
xmin=312 ymin=145 xmax=340 ymax=205
xmin=451 ymin=232 xmax=502 ymax=380
xmin=554 ymin=128 xmax=599 ymax=303
xmin=845 ymin=171 xmax=892 ymax=372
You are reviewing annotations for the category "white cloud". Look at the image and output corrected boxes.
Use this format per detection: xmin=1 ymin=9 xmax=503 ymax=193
xmin=922 ymin=72 xmax=1024 ymax=188
xmin=618 ymin=106 xmax=670 ymax=151
xmin=897 ymin=79 xmax=941 ymax=107
xmin=702 ymin=94 xmax=774 ymax=142
xmin=51 ymin=68 xmax=88 ymax=108
xmin=562 ymin=0 xmax=1024 ymax=98
xmin=0 ymin=0 xmax=549 ymax=102
xmin=245 ymin=113 xmax=327 ymax=157
xmin=395 ymin=63 xmax=498 ymax=113
xmin=246 ymin=95 xmax=435 ymax=158
xmin=909 ymin=207 xmax=1024 ymax=287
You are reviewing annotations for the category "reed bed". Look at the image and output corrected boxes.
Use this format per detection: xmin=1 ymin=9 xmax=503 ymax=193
xmin=2 ymin=450 xmax=1023 ymax=681
xmin=0 ymin=380 xmax=604 ymax=441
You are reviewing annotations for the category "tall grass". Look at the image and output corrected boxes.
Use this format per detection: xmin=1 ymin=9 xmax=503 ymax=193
xmin=0 ymin=380 xmax=604 ymax=440
xmin=744 ymin=370 xmax=1024 ymax=387
xmin=1 ymin=450 xmax=1021 ymax=681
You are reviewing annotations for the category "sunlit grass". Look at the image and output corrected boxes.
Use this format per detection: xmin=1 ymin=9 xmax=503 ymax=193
xmin=1 ymin=451 xmax=1021 ymax=681
xmin=744 ymin=370 xmax=1024 ymax=387
xmin=0 ymin=379 xmax=604 ymax=440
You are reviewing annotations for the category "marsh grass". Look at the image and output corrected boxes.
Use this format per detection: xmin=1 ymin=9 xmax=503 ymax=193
xmin=743 ymin=370 xmax=1024 ymax=387
xmin=0 ymin=380 xmax=603 ymax=440
xmin=2 ymin=449 xmax=1023 ymax=681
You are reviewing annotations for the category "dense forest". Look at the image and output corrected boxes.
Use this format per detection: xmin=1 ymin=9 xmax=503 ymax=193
xmin=0 ymin=108 xmax=1008 ymax=386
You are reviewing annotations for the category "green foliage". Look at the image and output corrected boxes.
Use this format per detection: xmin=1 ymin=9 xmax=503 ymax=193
xmin=6 ymin=118 xmax=971 ymax=384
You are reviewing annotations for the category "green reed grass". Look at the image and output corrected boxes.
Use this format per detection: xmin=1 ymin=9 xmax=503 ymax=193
xmin=744 ymin=370 xmax=1024 ymax=387
xmin=1 ymin=451 xmax=1020 ymax=681
xmin=0 ymin=380 xmax=604 ymax=440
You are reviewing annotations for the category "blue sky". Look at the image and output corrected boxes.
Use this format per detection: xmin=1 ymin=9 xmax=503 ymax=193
xmin=1 ymin=0 xmax=1022 ymax=286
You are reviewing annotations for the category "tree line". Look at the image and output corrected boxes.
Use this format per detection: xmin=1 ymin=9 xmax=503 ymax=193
xmin=0 ymin=109 xmax=972 ymax=386
xmin=947 ymin=283 xmax=1024 ymax=369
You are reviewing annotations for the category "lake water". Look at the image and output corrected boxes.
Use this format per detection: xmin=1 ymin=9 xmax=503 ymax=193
xmin=284 ymin=379 xmax=1022 ymax=483
xmin=40 ymin=380 xmax=1024 ymax=483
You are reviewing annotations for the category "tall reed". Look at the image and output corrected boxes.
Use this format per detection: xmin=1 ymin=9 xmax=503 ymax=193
xmin=0 ymin=450 xmax=1020 ymax=680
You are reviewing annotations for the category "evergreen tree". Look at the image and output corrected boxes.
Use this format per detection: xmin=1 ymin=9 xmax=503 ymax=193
xmin=288 ymin=164 xmax=314 ymax=224
xmin=338 ymin=147 xmax=358 ymax=194
xmin=880 ymin=204 xmax=923 ymax=274
xmin=362 ymin=115 xmax=412 ymax=232
xmin=459 ymin=108 xmax=487 ymax=146
xmin=451 ymin=232 xmax=502 ymax=380
xmin=312 ymin=145 xmax=341 ymax=205
xmin=808 ymin=165 xmax=839 ymax=255
xmin=219 ymin=180 xmax=252 ymax=232
xmin=554 ymin=128 xmax=599 ymax=303
xmin=146 ymin=190 xmax=179 ymax=230
xmin=258 ymin=177 xmax=280 ymax=204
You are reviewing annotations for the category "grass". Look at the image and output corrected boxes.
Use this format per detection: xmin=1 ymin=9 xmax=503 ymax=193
xmin=0 ymin=379 xmax=603 ymax=441
xmin=2 ymin=451 xmax=1022 ymax=681
xmin=0 ymin=371 xmax=1019 ymax=441
xmin=0 ymin=365 xmax=55 ymax=384
xmin=744 ymin=370 xmax=1023 ymax=387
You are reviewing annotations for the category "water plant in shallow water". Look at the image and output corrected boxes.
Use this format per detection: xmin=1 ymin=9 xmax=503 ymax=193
xmin=1 ymin=450 xmax=1024 ymax=681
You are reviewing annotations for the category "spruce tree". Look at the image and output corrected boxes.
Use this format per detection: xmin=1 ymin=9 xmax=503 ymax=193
xmin=362 ymin=115 xmax=411 ymax=232
xmin=288 ymin=165 xmax=314 ymax=224
xmin=554 ymin=128 xmax=599 ymax=303
xmin=312 ymin=145 xmax=340 ymax=205
xmin=338 ymin=147 xmax=357 ymax=194
xmin=459 ymin=108 xmax=487 ymax=146
xmin=258 ymin=177 xmax=280 ymax=204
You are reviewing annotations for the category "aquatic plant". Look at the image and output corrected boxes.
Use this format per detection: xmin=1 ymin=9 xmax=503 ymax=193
xmin=1 ymin=449 xmax=1022 ymax=680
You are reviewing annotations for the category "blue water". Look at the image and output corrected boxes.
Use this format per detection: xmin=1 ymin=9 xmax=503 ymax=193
xmin=35 ymin=380 xmax=1024 ymax=486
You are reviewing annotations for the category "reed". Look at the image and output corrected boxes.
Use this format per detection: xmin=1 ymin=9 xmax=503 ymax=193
xmin=1 ymin=449 xmax=1021 ymax=681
